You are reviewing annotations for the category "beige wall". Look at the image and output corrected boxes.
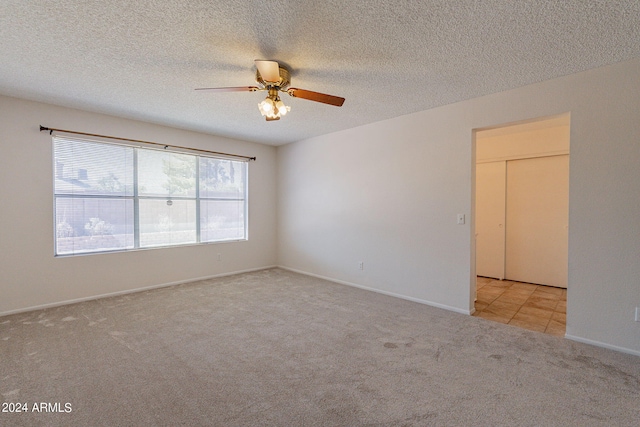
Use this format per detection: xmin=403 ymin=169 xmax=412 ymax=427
xmin=476 ymin=116 xmax=570 ymax=163
xmin=475 ymin=117 xmax=570 ymax=286
xmin=0 ymin=95 xmax=278 ymax=315
xmin=277 ymin=57 xmax=640 ymax=356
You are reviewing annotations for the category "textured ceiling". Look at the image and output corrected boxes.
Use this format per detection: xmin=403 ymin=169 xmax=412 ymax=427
xmin=1 ymin=1 xmax=639 ymax=146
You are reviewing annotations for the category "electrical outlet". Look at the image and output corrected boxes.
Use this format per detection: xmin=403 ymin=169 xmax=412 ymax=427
xmin=358 ymin=261 xmax=364 ymax=271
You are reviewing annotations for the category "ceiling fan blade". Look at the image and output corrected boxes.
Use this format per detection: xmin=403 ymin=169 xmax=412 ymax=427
xmin=287 ymin=88 xmax=345 ymax=107
xmin=195 ymin=86 xmax=259 ymax=92
xmin=255 ymin=60 xmax=281 ymax=83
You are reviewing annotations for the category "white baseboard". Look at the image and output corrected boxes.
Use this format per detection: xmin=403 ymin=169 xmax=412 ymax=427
xmin=565 ymin=334 xmax=640 ymax=358
xmin=0 ymin=265 xmax=277 ymax=318
xmin=278 ymin=265 xmax=473 ymax=315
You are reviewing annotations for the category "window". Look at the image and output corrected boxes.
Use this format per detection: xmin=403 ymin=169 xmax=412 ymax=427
xmin=53 ymin=136 xmax=247 ymax=256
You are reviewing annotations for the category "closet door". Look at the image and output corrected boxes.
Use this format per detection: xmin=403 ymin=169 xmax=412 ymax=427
xmin=476 ymin=161 xmax=506 ymax=279
xmin=505 ymin=155 xmax=569 ymax=288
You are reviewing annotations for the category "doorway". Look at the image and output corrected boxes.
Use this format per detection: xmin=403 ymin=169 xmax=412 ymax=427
xmin=472 ymin=114 xmax=570 ymax=334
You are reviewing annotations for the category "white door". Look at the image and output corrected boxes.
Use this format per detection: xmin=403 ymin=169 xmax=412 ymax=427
xmin=476 ymin=161 xmax=506 ymax=279
xmin=505 ymin=155 xmax=569 ymax=288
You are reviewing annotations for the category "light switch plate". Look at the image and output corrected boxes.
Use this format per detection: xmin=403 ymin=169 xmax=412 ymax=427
xmin=457 ymin=214 xmax=465 ymax=225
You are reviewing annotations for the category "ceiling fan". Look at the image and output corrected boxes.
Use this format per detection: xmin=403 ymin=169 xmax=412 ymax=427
xmin=196 ymin=60 xmax=345 ymax=121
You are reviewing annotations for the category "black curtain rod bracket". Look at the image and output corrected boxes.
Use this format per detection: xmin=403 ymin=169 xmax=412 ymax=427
xmin=39 ymin=125 xmax=256 ymax=161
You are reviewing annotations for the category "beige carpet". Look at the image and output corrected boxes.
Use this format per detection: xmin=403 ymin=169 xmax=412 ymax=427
xmin=1 ymin=268 xmax=638 ymax=426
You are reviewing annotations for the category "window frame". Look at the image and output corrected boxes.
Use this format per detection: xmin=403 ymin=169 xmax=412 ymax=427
xmin=52 ymin=136 xmax=248 ymax=257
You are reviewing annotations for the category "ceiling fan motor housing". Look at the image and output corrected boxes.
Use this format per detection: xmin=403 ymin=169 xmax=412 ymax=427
xmin=256 ymin=66 xmax=290 ymax=89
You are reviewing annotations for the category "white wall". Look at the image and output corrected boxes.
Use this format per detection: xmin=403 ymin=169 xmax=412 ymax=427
xmin=0 ymin=95 xmax=277 ymax=315
xmin=277 ymin=57 xmax=640 ymax=355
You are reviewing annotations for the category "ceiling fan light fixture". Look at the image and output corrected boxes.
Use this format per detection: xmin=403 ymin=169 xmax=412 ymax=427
xmin=258 ymin=95 xmax=290 ymax=120
xmin=275 ymin=99 xmax=290 ymax=116
xmin=258 ymin=97 xmax=276 ymax=117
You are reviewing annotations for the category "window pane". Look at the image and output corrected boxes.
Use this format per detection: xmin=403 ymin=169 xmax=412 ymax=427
xmin=138 ymin=150 xmax=196 ymax=197
xmin=53 ymin=136 xmax=248 ymax=256
xmin=139 ymin=199 xmax=196 ymax=247
xmin=55 ymin=198 xmax=134 ymax=255
xmin=54 ymin=138 xmax=134 ymax=196
xmin=199 ymin=158 xmax=246 ymax=199
xmin=201 ymin=200 xmax=246 ymax=242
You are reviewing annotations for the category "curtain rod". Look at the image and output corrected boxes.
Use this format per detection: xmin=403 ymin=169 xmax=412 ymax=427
xmin=39 ymin=125 xmax=256 ymax=161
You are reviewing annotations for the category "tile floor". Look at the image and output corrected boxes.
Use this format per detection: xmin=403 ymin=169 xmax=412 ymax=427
xmin=472 ymin=276 xmax=566 ymax=336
